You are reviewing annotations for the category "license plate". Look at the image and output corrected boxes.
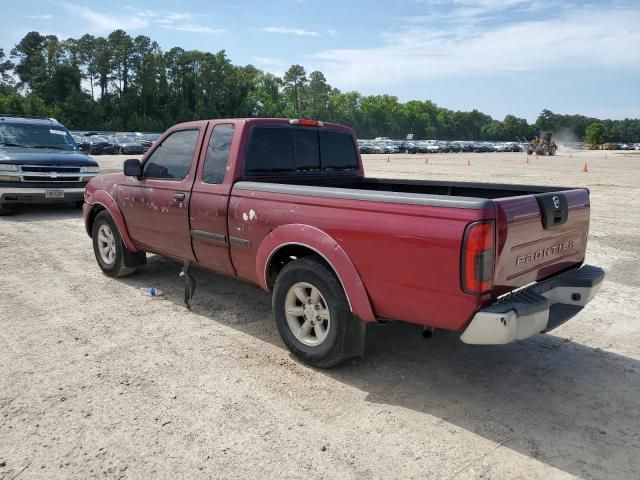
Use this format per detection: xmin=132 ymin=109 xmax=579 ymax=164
xmin=45 ymin=190 xmax=65 ymax=199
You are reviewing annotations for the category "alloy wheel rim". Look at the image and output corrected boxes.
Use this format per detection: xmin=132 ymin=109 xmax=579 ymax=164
xmin=97 ymin=224 xmax=116 ymax=265
xmin=285 ymin=282 xmax=331 ymax=347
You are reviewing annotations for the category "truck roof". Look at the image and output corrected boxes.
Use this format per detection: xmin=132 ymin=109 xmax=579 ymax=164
xmin=169 ymin=117 xmax=354 ymax=135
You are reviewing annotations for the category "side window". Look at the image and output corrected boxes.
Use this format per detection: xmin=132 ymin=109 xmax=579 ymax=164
xmin=320 ymin=131 xmax=358 ymax=170
xmin=245 ymin=127 xmax=294 ymax=174
xmin=202 ymin=124 xmax=234 ymax=184
xmin=142 ymin=129 xmax=199 ymax=180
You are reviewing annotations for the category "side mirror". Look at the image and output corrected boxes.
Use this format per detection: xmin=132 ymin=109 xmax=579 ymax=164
xmin=123 ymin=158 xmax=142 ymax=177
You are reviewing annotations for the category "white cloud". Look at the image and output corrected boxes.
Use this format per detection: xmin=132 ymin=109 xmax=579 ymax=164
xmin=310 ymin=5 xmax=640 ymax=88
xmin=255 ymin=56 xmax=286 ymax=67
xmin=54 ymin=4 xmax=225 ymax=35
xmin=260 ymin=27 xmax=319 ymax=37
xmin=26 ymin=14 xmax=53 ymax=20
xmin=124 ymin=6 xmax=192 ymax=22
xmin=160 ymin=24 xmax=225 ymax=34
xmin=59 ymin=3 xmax=148 ymax=32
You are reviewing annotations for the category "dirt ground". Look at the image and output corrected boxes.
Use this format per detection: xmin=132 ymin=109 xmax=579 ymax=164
xmin=1 ymin=149 xmax=639 ymax=479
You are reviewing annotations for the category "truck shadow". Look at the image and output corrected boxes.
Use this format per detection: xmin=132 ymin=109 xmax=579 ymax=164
xmin=0 ymin=204 xmax=82 ymax=222
xmin=118 ymin=255 xmax=640 ymax=480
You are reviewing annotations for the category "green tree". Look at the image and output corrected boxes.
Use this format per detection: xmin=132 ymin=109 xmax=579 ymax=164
xmin=11 ymin=31 xmax=48 ymax=95
xmin=108 ymin=30 xmax=133 ymax=93
xmin=0 ymin=48 xmax=14 ymax=91
xmin=77 ymin=34 xmax=97 ymax=100
xmin=584 ymin=122 xmax=608 ymax=145
xmin=306 ymin=71 xmax=330 ymax=119
xmin=283 ymin=64 xmax=306 ymax=116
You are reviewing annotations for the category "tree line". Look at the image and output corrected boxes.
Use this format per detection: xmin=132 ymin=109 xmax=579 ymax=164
xmin=1 ymin=30 xmax=639 ymax=143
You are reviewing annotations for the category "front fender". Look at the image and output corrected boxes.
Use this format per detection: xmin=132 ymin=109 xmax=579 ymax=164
xmin=86 ymin=190 xmax=138 ymax=252
xmin=255 ymin=224 xmax=376 ymax=323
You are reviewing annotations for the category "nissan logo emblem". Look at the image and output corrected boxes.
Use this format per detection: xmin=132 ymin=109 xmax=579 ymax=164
xmin=552 ymin=195 xmax=560 ymax=209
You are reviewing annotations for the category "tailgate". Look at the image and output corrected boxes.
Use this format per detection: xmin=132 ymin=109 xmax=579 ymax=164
xmin=493 ymin=189 xmax=590 ymax=296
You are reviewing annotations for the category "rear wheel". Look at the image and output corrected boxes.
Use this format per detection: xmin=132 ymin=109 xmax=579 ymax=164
xmin=91 ymin=210 xmax=137 ymax=277
xmin=273 ymin=257 xmax=366 ymax=368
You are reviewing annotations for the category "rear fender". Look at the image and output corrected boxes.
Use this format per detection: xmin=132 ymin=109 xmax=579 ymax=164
xmin=256 ymin=224 xmax=376 ymax=323
xmin=86 ymin=190 xmax=138 ymax=252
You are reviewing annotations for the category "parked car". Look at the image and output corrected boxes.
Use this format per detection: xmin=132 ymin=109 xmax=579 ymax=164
xmin=0 ymin=114 xmax=100 ymax=215
xmin=357 ymin=141 xmax=378 ymax=154
xmin=137 ymin=133 xmax=161 ymax=152
xmin=86 ymin=135 xmax=113 ymax=155
xmin=72 ymin=134 xmax=92 ymax=154
xmin=492 ymin=143 xmax=508 ymax=152
xmin=397 ymin=141 xmax=418 ymax=153
xmin=109 ymin=135 xmax=144 ymax=155
xmin=83 ymin=117 xmax=604 ymax=368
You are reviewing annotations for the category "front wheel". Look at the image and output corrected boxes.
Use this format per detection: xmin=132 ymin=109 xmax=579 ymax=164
xmin=91 ymin=211 xmax=137 ymax=277
xmin=272 ymin=257 xmax=366 ymax=368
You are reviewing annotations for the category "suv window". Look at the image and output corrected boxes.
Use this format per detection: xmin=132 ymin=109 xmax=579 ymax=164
xmin=245 ymin=126 xmax=357 ymax=175
xmin=202 ymin=124 xmax=234 ymax=184
xmin=0 ymin=122 xmax=76 ymax=151
xmin=143 ymin=129 xmax=198 ymax=180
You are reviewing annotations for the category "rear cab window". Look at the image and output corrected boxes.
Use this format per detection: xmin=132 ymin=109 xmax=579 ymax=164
xmin=244 ymin=125 xmax=358 ymax=176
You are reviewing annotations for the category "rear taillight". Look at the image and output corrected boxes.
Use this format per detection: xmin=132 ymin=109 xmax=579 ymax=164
xmin=461 ymin=220 xmax=495 ymax=295
xmin=289 ymin=119 xmax=324 ymax=127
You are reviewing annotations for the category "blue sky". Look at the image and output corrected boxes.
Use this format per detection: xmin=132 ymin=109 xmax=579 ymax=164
xmin=2 ymin=0 xmax=639 ymax=122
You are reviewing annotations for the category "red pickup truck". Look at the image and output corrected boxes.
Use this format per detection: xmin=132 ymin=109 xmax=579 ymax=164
xmin=83 ymin=118 xmax=604 ymax=367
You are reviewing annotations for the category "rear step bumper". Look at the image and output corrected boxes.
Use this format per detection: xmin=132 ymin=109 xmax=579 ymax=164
xmin=461 ymin=265 xmax=605 ymax=345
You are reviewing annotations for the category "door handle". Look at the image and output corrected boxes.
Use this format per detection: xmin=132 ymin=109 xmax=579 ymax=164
xmin=173 ymin=192 xmax=186 ymax=201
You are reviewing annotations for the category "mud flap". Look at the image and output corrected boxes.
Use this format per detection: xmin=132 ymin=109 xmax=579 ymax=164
xmin=180 ymin=260 xmax=197 ymax=310
xmin=122 ymin=245 xmax=147 ymax=268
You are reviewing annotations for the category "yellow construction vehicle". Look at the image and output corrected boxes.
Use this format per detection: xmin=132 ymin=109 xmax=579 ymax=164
xmin=526 ymin=131 xmax=557 ymax=156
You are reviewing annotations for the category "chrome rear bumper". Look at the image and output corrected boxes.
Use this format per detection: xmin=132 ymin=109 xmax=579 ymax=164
xmin=461 ymin=265 xmax=605 ymax=345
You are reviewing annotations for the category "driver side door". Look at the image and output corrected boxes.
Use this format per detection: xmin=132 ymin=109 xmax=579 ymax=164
xmin=118 ymin=125 xmax=206 ymax=260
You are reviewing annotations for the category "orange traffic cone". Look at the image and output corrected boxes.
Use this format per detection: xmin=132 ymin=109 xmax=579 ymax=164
xmin=582 ymin=162 xmax=589 ymax=173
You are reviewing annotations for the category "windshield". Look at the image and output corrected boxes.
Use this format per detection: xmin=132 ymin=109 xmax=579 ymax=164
xmin=0 ymin=123 xmax=76 ymax=150
xmin=117 ymin=136 xmax=137 ymax=143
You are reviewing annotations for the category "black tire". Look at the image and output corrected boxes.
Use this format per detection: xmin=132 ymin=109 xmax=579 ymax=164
xmin=272 ymin=256 xmax=366 ymax=368
xmin=91 ymin=210 xmax=137 ymax=277
xmin=0 ymin=204 xmax=14 ymax=216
